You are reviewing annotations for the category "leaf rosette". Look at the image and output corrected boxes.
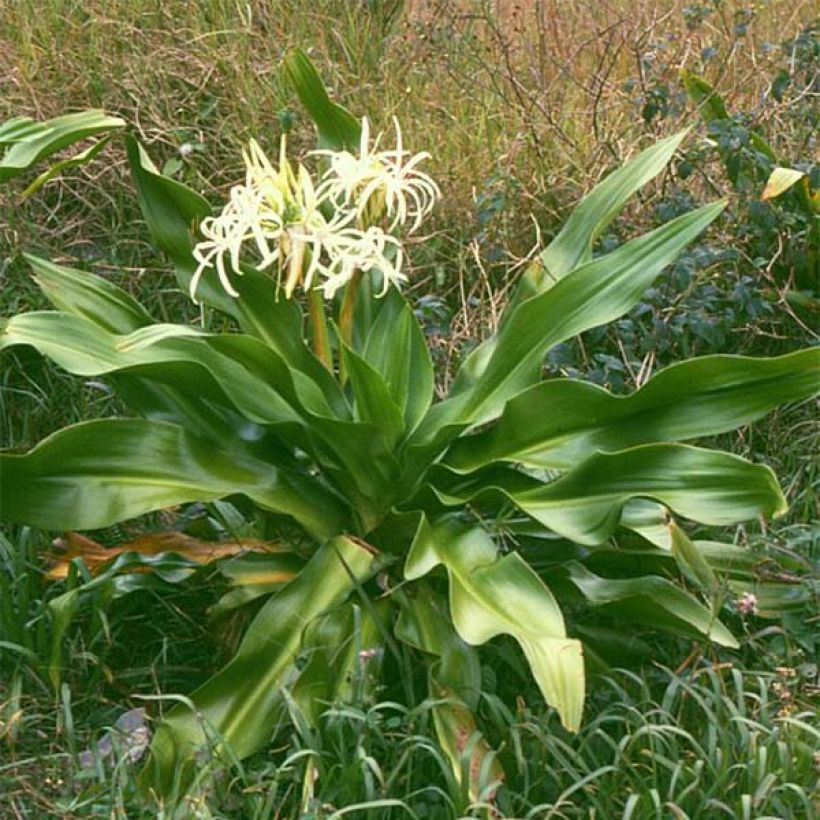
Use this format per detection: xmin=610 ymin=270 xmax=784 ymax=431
xmin=1 ymin=50 xmax=817 ymax=804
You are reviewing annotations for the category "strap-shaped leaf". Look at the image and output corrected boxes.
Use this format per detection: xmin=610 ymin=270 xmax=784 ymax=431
xmin=283 ymin=48 xmax=361 ymax=151
xmin=210 ymin=552 xmax=306 ymax=619
xmin=408 ymin=201 xmax=726 ymax=464
xmin=291 ymin=600 xmax=386 ymax=724
xmin=0 ymin=117 xmax=50 ymax=144
xmin=361 ymin=288 xmax=435 ymax=433
xmin=20 ymin=136 xmax=117 ymax=200
xmin=123 ymin=135 xmax=210 ymax=269
xmin=669 ymin=521 xmax=718 ymax=593
xmin=405 ymin=517 xmax=584 ymax=731
xmin=523 ymin=130 xmax=689 ymax=296
xmin=1 ymin=311 xmax=405 ymax=517
xmin=561 ymin=562 xmax=738 ymax=647
xmin=342 ymin=343 xmax=406 ymax=446
xmin=430 ymin=444 xmax=786 ymax=545
xmin=141 ymin=536 xmax=376 ymax=797
xmin=444 ymin=349 xmax=820 ymax=472
xmin=395 ymin=586 xmax=482 ymax=708
xmin=109 ymin=374 xmax=282 ymax=459
xmin=306 ymin=414 xmax=402 ymax=529
xmin=394 ymin=589 xmax=503 ymax=807
xmin=0 ymin=312 xmax=305 ymax=427
xmin=24 ymin=254 xmax=154 ymax=333
xmin=0 ymin=110 xmax=125 ymax=183
xmin=0 ymin=418 xmax=348 ymax=538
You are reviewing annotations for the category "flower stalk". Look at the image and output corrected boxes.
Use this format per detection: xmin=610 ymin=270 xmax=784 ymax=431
xmin=337 ymin=269 xmax=363 ymax=383
xmin=308 ymin=287 xmax=332 ymax=370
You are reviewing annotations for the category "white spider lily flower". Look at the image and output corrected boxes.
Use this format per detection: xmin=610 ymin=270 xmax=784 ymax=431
xmin=191 ymin=181 xmax=270 ymax=300
xmin=257 ymin=164 xmax=355 ymax=298
xmin=314 ymin=117 xmax=440 ymax=233
xmin=318 ymin=226 xmax=406 ymax=299
xmin=191 ymin=138 xmax=352 ymax=302
xmin=192 ymin=134 xmax=414 ymax=303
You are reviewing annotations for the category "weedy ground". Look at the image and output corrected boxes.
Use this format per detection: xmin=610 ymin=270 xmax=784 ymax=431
xmin=0 ymin=1 xmax=818 ymax=817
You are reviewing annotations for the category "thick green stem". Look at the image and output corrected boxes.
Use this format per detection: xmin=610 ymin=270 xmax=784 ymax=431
xmin=338 ymin=269 xmax=362 ymax=384
xmin=308 ymin=288 xmax=332 ymax=370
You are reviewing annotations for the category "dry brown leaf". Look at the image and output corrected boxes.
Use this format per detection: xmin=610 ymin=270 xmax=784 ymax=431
xmin=46 ymin=531 xmax=282 ymax=580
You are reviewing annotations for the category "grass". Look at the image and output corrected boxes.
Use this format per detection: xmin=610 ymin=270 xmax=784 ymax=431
xmin=0 ymin=1 xmax=818 ymax=816
xmin=1 ymin=0 xmax=817 ymax=265
xmin=3 ymin=610 xmax=818 ymax=818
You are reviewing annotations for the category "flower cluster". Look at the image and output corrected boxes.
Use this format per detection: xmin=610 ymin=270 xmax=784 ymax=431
xmin=191 ymin=119 xmax=439 ymax=302
xmin=734 ymin=591 xmax=759 ymax=616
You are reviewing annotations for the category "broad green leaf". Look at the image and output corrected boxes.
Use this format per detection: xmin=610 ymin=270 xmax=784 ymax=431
xmin=342 ymin=343 xmax=406 ymax=446
xmin=0 ymin=312 xmax=305 ymax=428
xmin=456 ymin=202 xmax=726 ymax=418
xmin=6 ymin=266 xmax=307 ymax=454
xmin=0 ymin=110 xmax=124 ymax=183
xmin=109 ymin=374 xmax=284 ymax=460
xmin=289 ymin=606 xmax=357 ymax=725
xmin=306 ymin=414 xmax=402 ymax=530
xmin=562 ymin=562 xmax=738 ymax=647
xmin=669 ymin=521 xmax=717 ymax=593
xmin=619 ymin=499 xmax=673 ymax=549
xmin=457 ymin=132 xmax=693 ymax=398
xmin=443 ymin=350 xmax=820 ymax=472
xmin=124 ymin=135 xmax=210 ymax=270
xmin=0 ymin=305 xmax=398 ymax=513
xmin=283 ymin=49 xmax=361 ymax=151
xmin=524 ymin=130 xmax=689 ymax=295
xmin=195 ymin=266 xmax=349 ymax=417
xmin=395 ymin=586 xmax=482 ymax=708
xmin=396 ymin=594 xmax=503 ymax=808
xmin=209 ymin=552 xmax=305 ymax=619
xmin=0 ymin=418 xmax=348 ymax=538
xmin=409 ymin=201 xmax=726 ymax=461
xmin=291 ymin=601 xmax=386 ymax=724
xmin=217 ymin=551 xmax=305 ymax=586
xmin=405 ymin=517 xmax=584 ymax=731
xmin=431 ymin=444 xmax=787 ymax=545
xmin=361 ymin=288 xmax=435 ymax=433
xmin=141 ymin=536 xmax=376 ymax=797
xmin=0 ymin=116 xmax=48 ymax=144
xmin=24 ymin=254 xmax=154 ymax=333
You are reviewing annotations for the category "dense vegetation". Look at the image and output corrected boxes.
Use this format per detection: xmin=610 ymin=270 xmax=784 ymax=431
xmin=1 ymin=2 xmax=817 ymax=817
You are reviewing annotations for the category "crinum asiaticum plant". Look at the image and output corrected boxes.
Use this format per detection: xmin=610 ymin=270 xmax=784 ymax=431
xmin=1 ymin=51 xmax=817 ymax=800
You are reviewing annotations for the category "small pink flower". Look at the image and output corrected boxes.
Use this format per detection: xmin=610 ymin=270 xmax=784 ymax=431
xmin=358 ymin=648 xmax=379 ymax=663
xmin=735 ymin=591 xmax=758 ymax=616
